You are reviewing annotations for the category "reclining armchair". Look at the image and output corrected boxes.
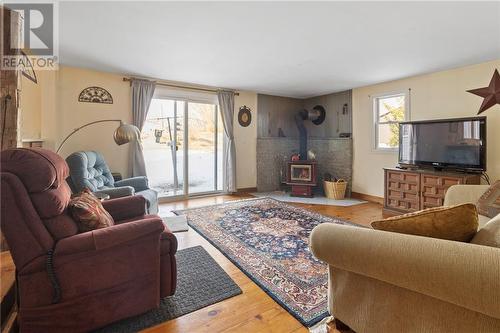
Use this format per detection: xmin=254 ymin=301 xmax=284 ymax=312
xmin=310 ymin=185 xmax=500 ymax=332
xmin=66 ymin=150 xmax=158 ymax=214
xmin=1 ymin=148 xmax=177 ymax=332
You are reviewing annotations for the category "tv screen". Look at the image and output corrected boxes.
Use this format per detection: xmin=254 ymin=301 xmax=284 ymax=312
xmin=399 ymin=117 xmax=486 ymax=171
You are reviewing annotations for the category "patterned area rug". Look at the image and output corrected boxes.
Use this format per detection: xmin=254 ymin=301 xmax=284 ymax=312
xmin=174 ymin=198 xmax=358 ymax=327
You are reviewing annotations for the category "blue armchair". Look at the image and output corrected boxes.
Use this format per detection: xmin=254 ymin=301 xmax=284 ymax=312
xmin=66 ymin=151 xmax=158 ymax=214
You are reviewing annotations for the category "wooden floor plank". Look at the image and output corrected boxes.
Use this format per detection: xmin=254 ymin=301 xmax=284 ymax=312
xmin=0 ymin=251 xmax=15 ymax=304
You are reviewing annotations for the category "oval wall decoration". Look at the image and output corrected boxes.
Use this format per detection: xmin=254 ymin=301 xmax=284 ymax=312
xmin=78 ymin=87 xmax=113 ymax=104
xmin=238 ymin=105 xmax=252 ymax=127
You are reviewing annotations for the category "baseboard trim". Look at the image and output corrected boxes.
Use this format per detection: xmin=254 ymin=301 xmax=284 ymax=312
xmin=351 ymin=192 xmax=384 ymax=205
xmin=236 ymin=187 xmax=257 ymax=193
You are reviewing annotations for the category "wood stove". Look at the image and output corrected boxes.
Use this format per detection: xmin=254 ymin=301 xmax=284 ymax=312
xmin=286 ymin=161 xmax=317 ymax=197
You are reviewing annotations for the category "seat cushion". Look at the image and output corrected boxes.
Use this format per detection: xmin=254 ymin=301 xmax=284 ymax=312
xmin=479 ymin=214 xmax=491 ymax=229
xmin=371 ymin=203 xmax=479 ymax=242
xmin=69 ymin=189 xmax=114 ymax=232
xmin=471 ymin=214 xmax=500 ymax=248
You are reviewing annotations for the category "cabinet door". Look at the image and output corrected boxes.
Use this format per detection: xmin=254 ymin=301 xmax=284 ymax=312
xmin=385 ymin=170 xmax=420 ymax=212
xmin=420 ymin=175 xmax=462 ymax=209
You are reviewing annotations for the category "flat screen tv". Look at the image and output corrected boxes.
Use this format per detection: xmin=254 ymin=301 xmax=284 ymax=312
xmin=398 ymin=116 xmax=486 ymax=172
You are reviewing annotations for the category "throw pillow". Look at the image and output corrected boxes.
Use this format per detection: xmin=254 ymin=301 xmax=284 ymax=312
xmin=477 ymin=180 xmax=500 ymax=218
xmin=471 ymin=215 xmax=500 ymax=248
xmin=371 ymin=203 xmax=478 ymax=242
xmin=69 ymin=188 xmax=114 ymax=232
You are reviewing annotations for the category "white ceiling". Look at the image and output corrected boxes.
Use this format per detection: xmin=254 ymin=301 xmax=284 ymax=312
xmin=59 ymin=1 xmax=500 ymax=98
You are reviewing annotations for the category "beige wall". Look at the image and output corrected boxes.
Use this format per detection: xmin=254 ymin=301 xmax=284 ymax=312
xmin=53 ymin=67 xmax=132 ymax=177
xmin=21 ymin=65 xmax=257 ymax=189
xmin=352 ymin=59 xmax=500 ymax=197
xmin=19 ymin=75 xmax=42 ymax=139
xmin=234 ymin=92 xmax=258 ymax=189
xmin=21 ymin=66 xmax=132 ymax=177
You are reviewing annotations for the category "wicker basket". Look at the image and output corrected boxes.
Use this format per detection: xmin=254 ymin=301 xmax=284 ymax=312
xmin=323 ymin=179 xmax=347 ymax=200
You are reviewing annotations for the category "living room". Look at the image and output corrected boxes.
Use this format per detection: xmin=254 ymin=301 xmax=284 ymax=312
xmin=1 ymin=2 xmax=499 ymax=333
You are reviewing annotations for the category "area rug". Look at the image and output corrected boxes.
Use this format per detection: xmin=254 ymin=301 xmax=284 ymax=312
xmin=173 ymin=198 xmax=359 ymax=327
xmin=95 ymin=246 xmax=242 ymax=333
xmin=252 ymin=191 xmax=367 ymax=206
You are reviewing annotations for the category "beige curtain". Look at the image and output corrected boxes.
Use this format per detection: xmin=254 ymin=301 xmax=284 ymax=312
xmin=130 ymin=79 xmax=156 ymax=177
xmin=217 ymin=90 xmax=236 ymax=192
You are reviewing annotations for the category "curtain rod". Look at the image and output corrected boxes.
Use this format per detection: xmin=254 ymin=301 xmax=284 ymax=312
xmin=123 ymin=77 xmax=239 ymax=96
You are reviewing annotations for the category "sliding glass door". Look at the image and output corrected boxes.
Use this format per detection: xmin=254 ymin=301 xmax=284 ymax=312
xmin=142 ymin=97 xmax=223 ymax=198
xmin=187 ymin=102 xmax=223 ymax=195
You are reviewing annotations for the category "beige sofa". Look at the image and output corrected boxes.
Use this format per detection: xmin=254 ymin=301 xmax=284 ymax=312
xmin=310 ymin=185 xmax=500 ymax=333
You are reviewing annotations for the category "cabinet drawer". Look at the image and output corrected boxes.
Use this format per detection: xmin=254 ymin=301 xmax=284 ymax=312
xmin=421 ymin=195 xmax=443 ymax=208
xmin=388 ymin=180 xmax=419 ymax=193
xmin=421 ymin=175 xmax=462 ymax=187
xmin=384 ymin=168 xmax=480 ymax=215
xmin=386 ymin=198 xmax=419 ymax=211
xmin=387 ymin=171 xmax=419 ymax=184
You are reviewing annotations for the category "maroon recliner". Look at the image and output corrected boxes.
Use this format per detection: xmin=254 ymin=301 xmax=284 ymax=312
xmin=0 ymin=148 xmax=177 ymax=332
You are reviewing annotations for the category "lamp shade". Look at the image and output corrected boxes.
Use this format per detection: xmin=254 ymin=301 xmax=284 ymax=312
xmin=113 ymin=122 xmax=140 ymax=145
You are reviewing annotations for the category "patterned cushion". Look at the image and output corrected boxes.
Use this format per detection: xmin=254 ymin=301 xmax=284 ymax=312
xmin=477 ymin=180 xmax=500 ymax=218
xmin=69 ymin=188 xmax=114 ymax=232
xmin=371 ymin=203 xmax=479 ymax=242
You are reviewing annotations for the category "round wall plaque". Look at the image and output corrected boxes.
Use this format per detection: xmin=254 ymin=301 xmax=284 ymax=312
xmin=238 ymin=105 xmax=252 ymax=127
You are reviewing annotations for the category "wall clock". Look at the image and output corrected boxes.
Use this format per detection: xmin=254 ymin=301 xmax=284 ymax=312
xmin=238 ymin=105 xmax=252 ymax=127
xmin=78 ymin=87 xmax=113 ymax=104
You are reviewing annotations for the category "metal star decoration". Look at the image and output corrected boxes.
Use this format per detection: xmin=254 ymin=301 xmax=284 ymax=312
xmin=467 ymin=69 xmax=500 ymax=114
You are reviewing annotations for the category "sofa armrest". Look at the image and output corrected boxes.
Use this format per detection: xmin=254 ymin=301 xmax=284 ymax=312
xmin=310 ymin=223 xmax=500 ymax=319
xmin=161 ymin=229 xmax=178 ymax=254
xmin=55 ymin=217 xmax=165 ymax=256
xmin=95 ymin=186 xmax=135 ymax=199
xmin=115 ymin=177 xmax=149 ymax=192
xmin=102 ymin=196 xmax=147 ymax=221
xmin=443 ymin=184 xmax=490 ymax=206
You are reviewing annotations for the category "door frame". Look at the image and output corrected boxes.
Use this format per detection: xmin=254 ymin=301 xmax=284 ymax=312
xmin=146 ymin=95 xmax=226 ymax=201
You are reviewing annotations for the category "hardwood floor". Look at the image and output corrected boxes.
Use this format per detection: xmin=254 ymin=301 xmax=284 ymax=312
xmin=0 ymin=194 xmax=383 ymax=333
xmin=147 ymin=194 xmax=383 ymax=333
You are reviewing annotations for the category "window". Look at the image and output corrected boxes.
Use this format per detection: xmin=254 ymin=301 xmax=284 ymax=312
xmin=373 ymin=92 xmax=409 ymax=150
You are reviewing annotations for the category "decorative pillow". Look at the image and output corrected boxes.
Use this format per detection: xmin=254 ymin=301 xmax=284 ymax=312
xmin=471 ymin=216 xmax=500 ymax=248
xmin=69 ymin=188 xmax=114 ymax=232
xmin=371 ymin=203 xmax=478 ymax=242
xmin=477 ymin=180 xmax=500 ymax=218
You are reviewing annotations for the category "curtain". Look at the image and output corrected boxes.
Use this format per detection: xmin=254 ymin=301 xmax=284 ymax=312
xmin=130 ymin=79 xmax=156 ymax=177
xmin=217 ymin=90 xmax=236 ymax=192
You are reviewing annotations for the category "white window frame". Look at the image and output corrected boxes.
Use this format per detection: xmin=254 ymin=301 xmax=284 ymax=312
xmin=372 ymin=91 xmax=410 ymax=152
xmin=145 ymin=91 xmax=225 ymax=200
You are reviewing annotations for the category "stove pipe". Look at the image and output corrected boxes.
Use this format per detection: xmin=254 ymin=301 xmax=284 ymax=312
xmin=294 ymin=105 xmax=326 ymax=161
xmin=295 ymin=109 xmax=309 ymax=160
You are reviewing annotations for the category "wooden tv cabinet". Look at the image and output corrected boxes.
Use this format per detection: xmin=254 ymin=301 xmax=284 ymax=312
xmin=383 ymin=167 xmax=481 ymax=215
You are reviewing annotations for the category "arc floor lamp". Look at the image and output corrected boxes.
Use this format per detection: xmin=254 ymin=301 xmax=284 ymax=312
xmin=56 ymin=119 xmax=140 ymax=153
